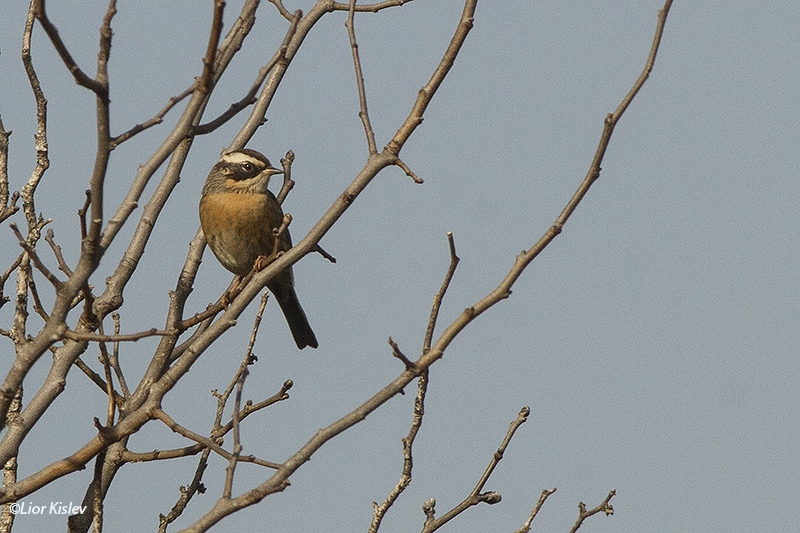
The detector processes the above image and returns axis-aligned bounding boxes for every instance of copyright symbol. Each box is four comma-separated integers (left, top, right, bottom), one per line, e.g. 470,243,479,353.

8,503,19,515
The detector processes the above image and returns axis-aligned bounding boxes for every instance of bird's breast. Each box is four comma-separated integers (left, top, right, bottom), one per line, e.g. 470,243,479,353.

199,191,285,276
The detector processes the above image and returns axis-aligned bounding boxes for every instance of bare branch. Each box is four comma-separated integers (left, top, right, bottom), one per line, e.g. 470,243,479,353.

223,368,246,499
62,328,179,343
158,449,211,533
32,0,105,94
0,117,19,224
388,337,416,371
21,1,50,230
332,0,413,12
153,409,244,465
275,151,295,205
44,229,73,276
387,0,476,155
314,244,337,263
395,157,424,184
180,301,225,332
0,388,21,533
0,254,24,312
420,407,530,532
513,488,557,533
195,13,301,136
424,232,458,352
413,0,675,379
72,357,124,407
26,273,50,322
226,5,303,149
124,445,205,463
568,489,616,533
108,312,131,397
268,0,295,21
197,0,226,92
346,0,378,154
368,371,429,533
9,222,61,289
110,87,194,149
96,323,117,427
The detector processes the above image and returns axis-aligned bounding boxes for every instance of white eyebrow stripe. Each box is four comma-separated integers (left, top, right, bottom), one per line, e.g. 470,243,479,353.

221,152,261,165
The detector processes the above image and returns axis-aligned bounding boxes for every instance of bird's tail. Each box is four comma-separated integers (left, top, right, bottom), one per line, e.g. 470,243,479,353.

269,283,318,349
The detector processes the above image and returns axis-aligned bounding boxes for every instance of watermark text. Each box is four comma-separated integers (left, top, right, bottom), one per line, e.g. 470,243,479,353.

7,501,86,516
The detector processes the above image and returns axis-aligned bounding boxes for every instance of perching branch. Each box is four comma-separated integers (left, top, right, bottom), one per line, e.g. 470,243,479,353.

0,2,675,532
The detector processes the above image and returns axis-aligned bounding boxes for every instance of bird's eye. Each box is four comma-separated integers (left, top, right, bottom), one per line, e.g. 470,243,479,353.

242,162,254,172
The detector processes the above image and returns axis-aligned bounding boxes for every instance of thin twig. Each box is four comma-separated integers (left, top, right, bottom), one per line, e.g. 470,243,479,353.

513,488,557,533
212,379,292,441
158,449,210,533
0,117,19,224
386,0,476,156
124,444,205,463
223,368,247,499
179,301,225,331
388,337,416,371
109,312,131,397
33,0,105,94
568,489,616,533
97,321,117,426
275,151,295,205
424,232,458,352
268,0,294,20
44,228,73,276
63,327,179,342
110,87,194,149
9,222,62,289
197,0,226,92
153,408,278,468
368,371,428,533
346,0,378,153
73,357,124,406
421,407,530,532
77,189,91,241
26,274,49,322
332,0,413,13
0,254,24,311
395,157,423,184
195,23,299,137
314,244,336,263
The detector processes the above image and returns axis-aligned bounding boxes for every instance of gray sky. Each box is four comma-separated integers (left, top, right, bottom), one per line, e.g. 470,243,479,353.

0,1,798,532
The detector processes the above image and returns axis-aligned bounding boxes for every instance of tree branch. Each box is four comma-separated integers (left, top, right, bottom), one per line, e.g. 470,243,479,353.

421,407,530,532
346,0,378,153
513,488,557,533
568,489,616,533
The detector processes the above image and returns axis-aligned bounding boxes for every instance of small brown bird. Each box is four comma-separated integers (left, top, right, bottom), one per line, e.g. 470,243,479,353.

199,148,318,349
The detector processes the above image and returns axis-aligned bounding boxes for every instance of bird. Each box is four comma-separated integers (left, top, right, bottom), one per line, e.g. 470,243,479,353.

199,148,318,349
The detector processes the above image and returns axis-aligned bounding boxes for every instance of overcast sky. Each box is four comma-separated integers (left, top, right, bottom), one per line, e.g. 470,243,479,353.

0,1,798,532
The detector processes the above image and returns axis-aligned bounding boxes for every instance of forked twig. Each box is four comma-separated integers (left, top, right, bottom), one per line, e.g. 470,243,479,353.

568,489,616,533
420,407,530,533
